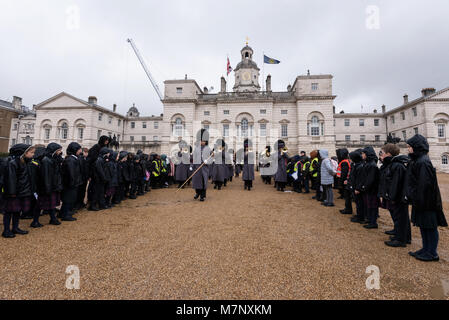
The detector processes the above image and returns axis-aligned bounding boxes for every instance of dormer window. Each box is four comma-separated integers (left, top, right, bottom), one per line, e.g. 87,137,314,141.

245,52,249,58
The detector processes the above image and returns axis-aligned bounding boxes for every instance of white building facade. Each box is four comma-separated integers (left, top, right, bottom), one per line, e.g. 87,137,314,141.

7,45,449,172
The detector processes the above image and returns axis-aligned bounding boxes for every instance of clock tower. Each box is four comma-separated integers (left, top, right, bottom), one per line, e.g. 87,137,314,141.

233,45,261,92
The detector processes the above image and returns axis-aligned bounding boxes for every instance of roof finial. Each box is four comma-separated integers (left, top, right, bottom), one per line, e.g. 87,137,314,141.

245,36,249,46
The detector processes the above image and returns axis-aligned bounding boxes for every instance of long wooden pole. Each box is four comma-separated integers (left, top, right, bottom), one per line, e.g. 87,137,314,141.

176,151,214,192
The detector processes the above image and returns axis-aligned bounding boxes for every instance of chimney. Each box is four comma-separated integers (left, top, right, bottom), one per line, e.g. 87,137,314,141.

287,84,292,92
12,96,22,111
88,96,97,105
220,77,227,93
373,109,377,113
421,88,436,97
266,75,272,92
203,87,208,94
113,104,117,112
403,94,408,105
382,104,386,113
185,74,188,80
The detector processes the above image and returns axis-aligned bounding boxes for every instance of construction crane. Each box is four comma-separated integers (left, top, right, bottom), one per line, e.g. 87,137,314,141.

127,38,163,101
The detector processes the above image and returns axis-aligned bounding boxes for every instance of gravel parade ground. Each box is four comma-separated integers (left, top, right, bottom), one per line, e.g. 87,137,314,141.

1,174,448,300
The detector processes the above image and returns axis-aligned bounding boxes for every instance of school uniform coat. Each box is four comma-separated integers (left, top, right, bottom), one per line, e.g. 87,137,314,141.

61,143,83,204
3,144,34,213
360,146,380,209
192,144,211,190
4,144,33,199
406,135,448,228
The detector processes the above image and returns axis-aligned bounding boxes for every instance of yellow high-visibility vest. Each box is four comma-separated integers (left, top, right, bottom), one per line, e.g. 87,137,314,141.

152,160,160,177
310,158,319,178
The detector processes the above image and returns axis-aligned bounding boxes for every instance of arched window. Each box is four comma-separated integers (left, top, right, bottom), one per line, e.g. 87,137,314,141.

174,118,183,137
60,122,68,140
442,154,448,165
241,118,248,137
311,116,320,136
24,135,32,145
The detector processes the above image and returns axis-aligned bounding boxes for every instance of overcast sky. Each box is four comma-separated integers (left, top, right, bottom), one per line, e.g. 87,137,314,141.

1,0,448,116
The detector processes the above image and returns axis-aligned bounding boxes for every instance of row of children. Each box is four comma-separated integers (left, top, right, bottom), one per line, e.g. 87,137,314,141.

0,136,173,239
306,134,447,262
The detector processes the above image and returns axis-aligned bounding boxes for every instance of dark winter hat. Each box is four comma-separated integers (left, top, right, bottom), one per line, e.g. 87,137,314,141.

98,135,110,146
349,149,363,163
99,147,111,158
9,144,32,158
66,142,82,156
243,139,253,148
407,134,429,155
46,143,62,156
362,146,378,162
33,146,47,160
119,151,128,160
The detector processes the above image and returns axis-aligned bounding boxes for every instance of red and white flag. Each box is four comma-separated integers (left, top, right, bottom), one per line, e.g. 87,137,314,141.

227,57,233,76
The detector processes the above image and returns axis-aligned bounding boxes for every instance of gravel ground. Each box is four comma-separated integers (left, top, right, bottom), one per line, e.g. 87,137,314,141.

1,174,449,300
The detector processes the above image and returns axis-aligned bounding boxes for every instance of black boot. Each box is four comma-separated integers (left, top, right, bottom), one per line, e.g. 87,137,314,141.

2,231,15,238
30,221,44,228
49,210,61,225
12,213,28,235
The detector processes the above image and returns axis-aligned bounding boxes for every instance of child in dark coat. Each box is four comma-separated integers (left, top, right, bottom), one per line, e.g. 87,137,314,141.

337,149,352,215
406,135,448,262
89,147,110,211
28,146,46,228
114,151,128,204
357,146,380,229
349,149,365,224
39,143,63,225
378,144,411,247
105,151,119,208
2,144,35,238
75,147,89,211
61,142,83,221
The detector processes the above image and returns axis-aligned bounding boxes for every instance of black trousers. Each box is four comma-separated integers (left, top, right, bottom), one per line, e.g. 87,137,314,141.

61,187,78,218
3,212,21,232
302,176,310,192
343,188,353,213
293,179,301,192
354,193,364,220
389,202,411,243
76,182,87,207
91,181,105,208
130,181,138,196
420,227,439,257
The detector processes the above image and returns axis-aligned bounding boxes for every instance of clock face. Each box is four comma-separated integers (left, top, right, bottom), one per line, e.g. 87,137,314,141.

242,71,251,81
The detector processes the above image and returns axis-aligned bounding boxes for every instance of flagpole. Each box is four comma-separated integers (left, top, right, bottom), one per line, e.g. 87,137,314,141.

262,51,265,92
